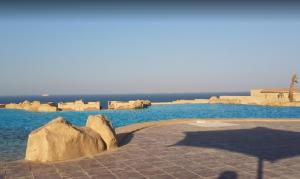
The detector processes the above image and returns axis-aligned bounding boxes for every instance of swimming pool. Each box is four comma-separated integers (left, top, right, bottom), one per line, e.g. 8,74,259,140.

1,103,300,161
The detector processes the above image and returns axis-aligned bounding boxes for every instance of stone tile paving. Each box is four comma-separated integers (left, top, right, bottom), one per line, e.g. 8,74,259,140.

1,121,300,179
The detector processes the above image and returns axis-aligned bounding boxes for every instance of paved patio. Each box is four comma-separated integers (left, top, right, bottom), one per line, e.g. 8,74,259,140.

1,119,300,179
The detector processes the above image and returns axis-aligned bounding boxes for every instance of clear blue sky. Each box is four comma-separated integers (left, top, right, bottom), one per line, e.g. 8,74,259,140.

1,9,300,95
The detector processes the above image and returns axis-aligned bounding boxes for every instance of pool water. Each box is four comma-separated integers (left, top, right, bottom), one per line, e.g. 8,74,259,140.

1,103,300,162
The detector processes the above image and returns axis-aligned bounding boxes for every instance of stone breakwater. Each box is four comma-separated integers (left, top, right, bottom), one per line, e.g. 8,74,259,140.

58,100,100,111
108,100,151,110
4,100,101,112
25,115,118,162
5,101,58,112
3,99,152,112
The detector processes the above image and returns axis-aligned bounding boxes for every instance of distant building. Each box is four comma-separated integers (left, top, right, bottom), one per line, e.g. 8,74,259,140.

251,89,300,102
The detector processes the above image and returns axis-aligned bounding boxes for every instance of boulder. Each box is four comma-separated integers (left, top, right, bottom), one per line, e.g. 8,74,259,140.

58,100,101,111
0,104,5,108
142,100,152,107
25,117,106,162
108,100,151,110
86,115,118,150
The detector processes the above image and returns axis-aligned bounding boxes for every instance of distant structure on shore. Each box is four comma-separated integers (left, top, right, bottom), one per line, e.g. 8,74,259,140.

152,88,300,106
212,88,300,106
41,93,50,97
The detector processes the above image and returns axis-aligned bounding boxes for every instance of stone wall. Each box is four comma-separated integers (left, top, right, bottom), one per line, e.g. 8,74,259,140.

250,89,300,102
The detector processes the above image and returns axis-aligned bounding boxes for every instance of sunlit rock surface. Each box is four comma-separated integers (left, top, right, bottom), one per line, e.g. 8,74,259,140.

58,100,100,111
108,100,151,110
86,115,118,150
25,115,117,162
5,101,58,112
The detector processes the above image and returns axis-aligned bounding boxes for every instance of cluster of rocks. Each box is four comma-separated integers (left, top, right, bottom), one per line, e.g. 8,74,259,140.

25,115,118,162
58,100,100,111
4,100,101,112
5,101,58,112
3,99,152,112
108,100,151,110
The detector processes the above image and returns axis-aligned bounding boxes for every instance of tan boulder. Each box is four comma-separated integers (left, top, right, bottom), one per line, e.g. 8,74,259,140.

108,100,151,110
25,117,106,162
142,100,152,107
86,115,118,150
58,100,101,111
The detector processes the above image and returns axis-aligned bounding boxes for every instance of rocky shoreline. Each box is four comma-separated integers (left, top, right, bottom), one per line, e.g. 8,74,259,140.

2,99,152,112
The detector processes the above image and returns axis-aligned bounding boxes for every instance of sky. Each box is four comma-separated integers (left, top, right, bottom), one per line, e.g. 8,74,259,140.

1,2,300,95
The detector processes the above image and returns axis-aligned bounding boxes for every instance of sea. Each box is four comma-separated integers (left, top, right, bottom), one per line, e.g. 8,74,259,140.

2,92,300,162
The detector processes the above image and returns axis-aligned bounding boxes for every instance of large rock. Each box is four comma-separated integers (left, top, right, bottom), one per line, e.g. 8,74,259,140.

108,100,151,110
86,115,118,150
5,101,58,112
25,117,106,162
58,100,101,111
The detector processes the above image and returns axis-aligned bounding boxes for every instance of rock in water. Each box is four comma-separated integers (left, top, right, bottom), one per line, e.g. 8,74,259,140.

86,115,118,150
108,100,151,110
25,117,105,162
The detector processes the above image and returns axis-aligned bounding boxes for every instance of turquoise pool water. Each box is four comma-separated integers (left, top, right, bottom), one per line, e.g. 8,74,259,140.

1,103,300,162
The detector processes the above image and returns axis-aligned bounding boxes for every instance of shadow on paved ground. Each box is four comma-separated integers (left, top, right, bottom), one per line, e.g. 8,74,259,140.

172,127,300,179
117,132,134,146
218,171,238,179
